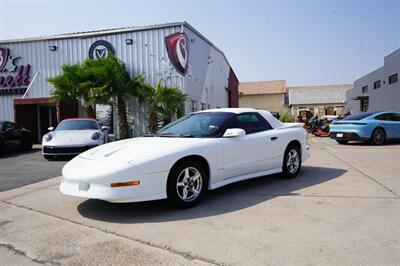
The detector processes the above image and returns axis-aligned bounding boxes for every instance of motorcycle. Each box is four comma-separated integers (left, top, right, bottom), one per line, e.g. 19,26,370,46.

312,117,331,137
303,115,318,133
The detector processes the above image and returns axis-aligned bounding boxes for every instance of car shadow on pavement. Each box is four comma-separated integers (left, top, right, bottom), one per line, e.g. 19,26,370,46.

77,165,347,223
0,148,41,159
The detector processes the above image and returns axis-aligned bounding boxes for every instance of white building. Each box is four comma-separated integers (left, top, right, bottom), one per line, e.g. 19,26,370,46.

287,84,352,117
0,22,239,142
346,49,400,114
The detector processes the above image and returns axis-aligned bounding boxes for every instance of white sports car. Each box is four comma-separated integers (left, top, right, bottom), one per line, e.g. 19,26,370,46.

42,118,107,160
60,108,310,208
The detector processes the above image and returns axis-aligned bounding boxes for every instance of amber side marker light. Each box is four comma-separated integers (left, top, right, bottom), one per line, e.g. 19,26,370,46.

111,180,140,187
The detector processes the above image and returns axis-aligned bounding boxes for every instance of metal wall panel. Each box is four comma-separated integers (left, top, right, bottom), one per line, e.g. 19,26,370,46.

0,25,182,122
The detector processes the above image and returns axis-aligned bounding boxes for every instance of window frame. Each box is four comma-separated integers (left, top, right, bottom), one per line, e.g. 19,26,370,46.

373,80,381,89
388,73,398,85
361,85,368,93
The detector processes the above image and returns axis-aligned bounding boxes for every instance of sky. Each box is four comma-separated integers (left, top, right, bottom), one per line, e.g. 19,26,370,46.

0,0,399,86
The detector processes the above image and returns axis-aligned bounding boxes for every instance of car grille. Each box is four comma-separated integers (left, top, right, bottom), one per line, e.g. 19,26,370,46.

43,145,98,154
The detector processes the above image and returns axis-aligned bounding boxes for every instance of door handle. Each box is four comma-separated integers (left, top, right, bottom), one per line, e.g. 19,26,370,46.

271,136,278,141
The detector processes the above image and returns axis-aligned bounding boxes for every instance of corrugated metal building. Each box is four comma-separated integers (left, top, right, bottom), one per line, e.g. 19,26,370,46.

0,22,239,142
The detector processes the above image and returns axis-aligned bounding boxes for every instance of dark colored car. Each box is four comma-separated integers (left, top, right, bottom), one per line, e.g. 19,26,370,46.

0,121,33,155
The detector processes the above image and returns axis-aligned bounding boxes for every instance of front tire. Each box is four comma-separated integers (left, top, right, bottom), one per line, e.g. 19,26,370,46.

167,160,207,208
370,128,386,145
282,144,301,178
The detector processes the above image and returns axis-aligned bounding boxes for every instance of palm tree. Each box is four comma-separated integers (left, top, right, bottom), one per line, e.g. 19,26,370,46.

48,63,107,118
140,80,187,133
84,55,146,139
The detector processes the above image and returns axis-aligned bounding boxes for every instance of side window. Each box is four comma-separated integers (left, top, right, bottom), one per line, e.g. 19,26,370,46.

375,114,389,121
4,122,14,130
229,112,272,134
388,113,400,122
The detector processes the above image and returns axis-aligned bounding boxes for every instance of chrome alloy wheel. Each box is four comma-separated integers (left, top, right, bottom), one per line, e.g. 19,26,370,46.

286,149,300,174
176,167,203,202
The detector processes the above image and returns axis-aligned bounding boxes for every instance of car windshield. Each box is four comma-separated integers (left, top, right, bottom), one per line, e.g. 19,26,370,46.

56,120,99,130
342,112,377,121
0,122,4,131
156,112,235,138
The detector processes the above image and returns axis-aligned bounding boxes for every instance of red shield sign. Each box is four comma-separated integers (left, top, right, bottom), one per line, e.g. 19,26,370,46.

165,32,189,76
0,48,9,72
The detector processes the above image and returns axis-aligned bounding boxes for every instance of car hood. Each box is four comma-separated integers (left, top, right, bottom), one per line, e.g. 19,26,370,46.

50,130,99,144
79,136,213,162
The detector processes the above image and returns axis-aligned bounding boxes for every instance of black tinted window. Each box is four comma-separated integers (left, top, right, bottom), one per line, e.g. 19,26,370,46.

3,122,16,130
343,112,377,121
375,114,390,121
389,113,400,122
229,113,272,134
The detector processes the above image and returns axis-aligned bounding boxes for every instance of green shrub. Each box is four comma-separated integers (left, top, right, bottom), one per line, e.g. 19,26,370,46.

279,111,295,122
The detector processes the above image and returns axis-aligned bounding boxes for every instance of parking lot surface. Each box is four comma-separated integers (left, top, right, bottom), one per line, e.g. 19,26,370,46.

0,137,399,265
0,145,67,192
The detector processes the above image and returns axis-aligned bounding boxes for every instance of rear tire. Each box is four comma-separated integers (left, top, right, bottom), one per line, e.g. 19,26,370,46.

282,144,301,178
22,138,33,151
336,139,348,145
370,128,386,145
167,160,207,208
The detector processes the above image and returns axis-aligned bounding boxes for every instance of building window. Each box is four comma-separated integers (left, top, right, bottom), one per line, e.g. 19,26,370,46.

191,100,198,112
362,85,368,93
373,80,381,89
389,73,398,84
360,98,369,112
208,104,211,109
201,103,207,110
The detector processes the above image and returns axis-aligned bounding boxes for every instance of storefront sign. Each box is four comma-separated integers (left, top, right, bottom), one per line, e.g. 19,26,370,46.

0,48,31,94
165,32,189,76
88,40,114,59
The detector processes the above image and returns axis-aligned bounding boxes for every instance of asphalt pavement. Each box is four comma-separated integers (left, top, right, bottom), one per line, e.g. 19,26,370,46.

0,137,399,265
0,145,67,192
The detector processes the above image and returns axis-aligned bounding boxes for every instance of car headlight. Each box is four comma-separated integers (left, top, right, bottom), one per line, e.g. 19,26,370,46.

43,133,53,142
91,132,101,140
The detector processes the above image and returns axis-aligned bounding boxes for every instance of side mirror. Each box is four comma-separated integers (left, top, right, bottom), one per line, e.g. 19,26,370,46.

101,126,109,131
48,127,54,131
223,128,246,138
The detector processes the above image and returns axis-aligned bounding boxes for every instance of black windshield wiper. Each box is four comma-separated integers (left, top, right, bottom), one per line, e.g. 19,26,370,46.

157,133,180,137
157,133,196,138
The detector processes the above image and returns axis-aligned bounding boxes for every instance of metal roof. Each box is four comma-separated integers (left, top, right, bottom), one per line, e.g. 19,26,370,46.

0,21,235,73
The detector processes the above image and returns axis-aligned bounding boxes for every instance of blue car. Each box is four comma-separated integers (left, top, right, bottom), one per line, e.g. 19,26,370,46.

330,111,400,145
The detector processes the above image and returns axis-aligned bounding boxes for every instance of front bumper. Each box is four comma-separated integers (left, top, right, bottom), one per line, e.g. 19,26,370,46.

43,145,98,155
60,156,169,203
60,178,165,203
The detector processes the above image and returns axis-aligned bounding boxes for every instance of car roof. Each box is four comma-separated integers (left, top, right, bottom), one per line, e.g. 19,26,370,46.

194,108,259,114
63,118,97,121
193,108,283,128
